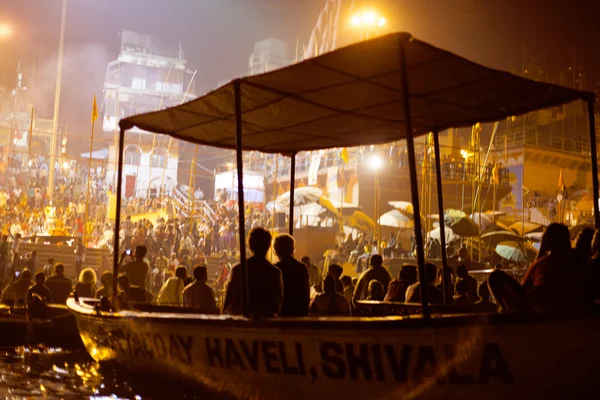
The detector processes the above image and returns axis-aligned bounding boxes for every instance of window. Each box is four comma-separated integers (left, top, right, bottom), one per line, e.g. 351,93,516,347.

124,146,142,166
150,147,169,168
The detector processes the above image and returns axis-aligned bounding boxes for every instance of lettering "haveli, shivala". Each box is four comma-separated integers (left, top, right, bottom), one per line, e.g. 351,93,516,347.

204,338,514,384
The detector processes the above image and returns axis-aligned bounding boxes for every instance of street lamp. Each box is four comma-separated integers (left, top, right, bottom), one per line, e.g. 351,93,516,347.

349,10,387,40
0,23,12,38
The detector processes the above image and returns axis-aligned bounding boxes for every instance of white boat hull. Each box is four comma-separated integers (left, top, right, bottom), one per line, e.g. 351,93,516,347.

67,298,600,399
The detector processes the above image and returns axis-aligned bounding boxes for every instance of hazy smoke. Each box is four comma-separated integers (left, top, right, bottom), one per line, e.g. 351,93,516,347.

32,43,112,146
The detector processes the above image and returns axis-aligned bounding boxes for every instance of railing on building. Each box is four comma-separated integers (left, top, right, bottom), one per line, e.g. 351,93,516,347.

499,131,593,156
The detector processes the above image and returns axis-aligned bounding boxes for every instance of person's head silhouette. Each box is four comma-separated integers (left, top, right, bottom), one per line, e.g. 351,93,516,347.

248,227,272,258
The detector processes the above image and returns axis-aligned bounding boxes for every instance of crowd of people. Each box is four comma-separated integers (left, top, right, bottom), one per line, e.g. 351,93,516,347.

2,220,600,319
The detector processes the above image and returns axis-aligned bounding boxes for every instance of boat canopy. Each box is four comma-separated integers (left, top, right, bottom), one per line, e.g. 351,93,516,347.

119,32,594,154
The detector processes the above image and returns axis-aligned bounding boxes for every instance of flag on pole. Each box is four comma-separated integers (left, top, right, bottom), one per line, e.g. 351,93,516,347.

558,169,565,192
91,95,98,123
340,147,349,164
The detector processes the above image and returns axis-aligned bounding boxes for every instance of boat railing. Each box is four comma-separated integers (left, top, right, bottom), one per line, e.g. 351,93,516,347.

354,300,474,317
469,268,526,284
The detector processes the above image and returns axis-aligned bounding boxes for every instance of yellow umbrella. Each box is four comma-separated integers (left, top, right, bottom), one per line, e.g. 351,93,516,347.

317,196,341,218
345,210,375,231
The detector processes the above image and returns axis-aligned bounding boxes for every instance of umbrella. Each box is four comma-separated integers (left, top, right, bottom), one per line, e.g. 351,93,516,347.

266,201,286,213
428,226,461,244
378,209,413,229
316,196,341,218
443,209,480,237
485,210,507,217
345,210,375,231
509,221,545,236
495,241,538,263
481,231,524,247
482,221,513,233
276,186,322,206
388,201,415,218
524,232,543,242
470,212,493,231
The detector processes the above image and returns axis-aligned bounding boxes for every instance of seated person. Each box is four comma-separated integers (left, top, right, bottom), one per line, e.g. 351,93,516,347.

45,264,73,304
366,280,385,301
117,274,152,307
96,272,114,300
473,281,497,313
75,268,97,298
309,276,350,316
453,279,472,307
1,269,33,305
27,271,52,304
405,263,444,304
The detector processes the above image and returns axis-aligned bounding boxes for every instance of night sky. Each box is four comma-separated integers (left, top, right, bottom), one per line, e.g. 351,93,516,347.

1,0,599,138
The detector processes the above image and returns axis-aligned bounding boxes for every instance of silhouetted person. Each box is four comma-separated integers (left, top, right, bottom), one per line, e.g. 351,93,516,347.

326,264,344,294
488,223,577,312
453,279,472,306
473,281,497,313
1,269,32,305
45,263,73,304
224,228,283,317
456,264,478,302
183,266,217,313
366,280,385,301
302,256,321,288
274,234,310,317
75,268,97,298
405,263,444,304
119,245,150,289
118,274,152,306
309,275,350,316
340,275,354,304
157,266,186,306
96,271,114,300
384,278,404,302
183,266,219,314
27,272,51,304
585,229,600,302
352,255,392,307
396,264,418,302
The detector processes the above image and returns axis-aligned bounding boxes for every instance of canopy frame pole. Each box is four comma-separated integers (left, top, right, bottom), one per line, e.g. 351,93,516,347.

398,37,430,318
432,130,449,305
587,100,600,229
234,80,249,316
111,127,126,309
289,152,297,235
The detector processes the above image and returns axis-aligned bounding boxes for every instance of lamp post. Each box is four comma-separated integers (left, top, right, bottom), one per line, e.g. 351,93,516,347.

369,154,383,248
350,10,386,41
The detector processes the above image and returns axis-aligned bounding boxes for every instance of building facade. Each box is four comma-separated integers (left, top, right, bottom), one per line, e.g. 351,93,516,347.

248,38,292,75
102,30,196,198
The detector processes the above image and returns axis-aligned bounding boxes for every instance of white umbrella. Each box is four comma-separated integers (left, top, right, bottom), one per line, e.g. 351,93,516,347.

379,209,413,229
470,212,493,231
276,186,322,206
428,226,460,244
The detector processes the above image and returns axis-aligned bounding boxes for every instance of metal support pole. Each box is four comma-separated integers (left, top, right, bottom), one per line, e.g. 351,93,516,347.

48,0,67,202
289,152,297,235
111,127,125,308
587,100,600,229
234,80,249,316
432,131,449,304
398,37,430,317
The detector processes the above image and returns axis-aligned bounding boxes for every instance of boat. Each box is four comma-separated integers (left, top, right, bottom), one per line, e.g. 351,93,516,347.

0,304,84,349
68,32,600,399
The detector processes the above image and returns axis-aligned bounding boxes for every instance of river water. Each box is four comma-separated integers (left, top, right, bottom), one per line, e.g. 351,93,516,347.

0,347,224,399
